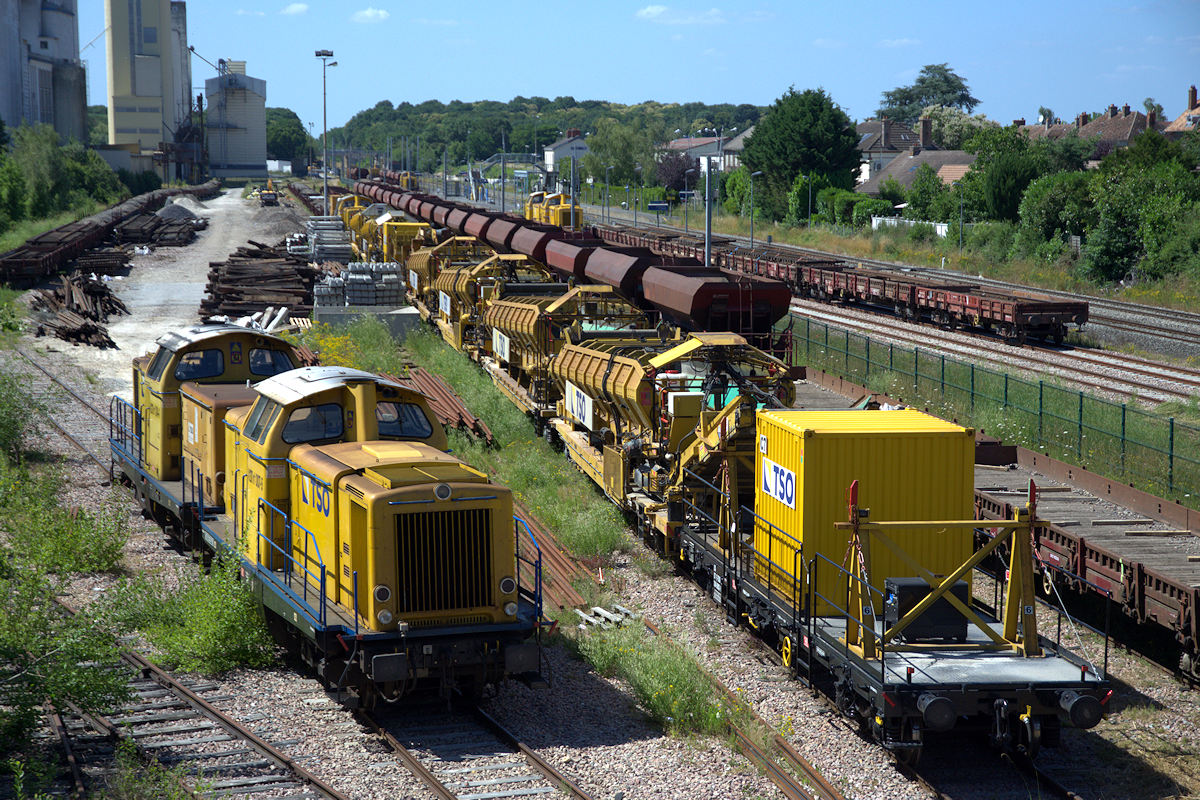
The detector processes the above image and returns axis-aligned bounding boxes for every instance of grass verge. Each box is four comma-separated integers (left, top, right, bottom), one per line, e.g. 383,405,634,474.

100,557,277,675
0,202,103,256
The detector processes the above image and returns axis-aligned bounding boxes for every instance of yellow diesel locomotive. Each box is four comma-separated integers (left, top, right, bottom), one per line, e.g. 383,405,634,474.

111,323,542,701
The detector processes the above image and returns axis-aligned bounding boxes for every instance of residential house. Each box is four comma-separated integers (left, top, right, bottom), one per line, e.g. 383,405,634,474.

856,117,923,181
1164,85,1200,138
543,128,589,177
721,126,753,171
856,145,976,196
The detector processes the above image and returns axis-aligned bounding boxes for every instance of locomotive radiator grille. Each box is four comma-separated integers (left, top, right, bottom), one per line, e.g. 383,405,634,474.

395,508,494,613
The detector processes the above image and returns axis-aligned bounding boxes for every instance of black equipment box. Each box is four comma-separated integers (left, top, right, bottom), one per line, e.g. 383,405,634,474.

883,577,969,642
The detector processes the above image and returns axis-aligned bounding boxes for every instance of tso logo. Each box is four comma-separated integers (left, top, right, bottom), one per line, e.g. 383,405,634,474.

761,456,795,509
300,475,331,517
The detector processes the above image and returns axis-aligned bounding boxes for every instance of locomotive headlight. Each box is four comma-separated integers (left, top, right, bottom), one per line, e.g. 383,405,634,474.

499,576,517,595
434,483,452,500
503,602,518,617
377,609,394,625
373,584,391,603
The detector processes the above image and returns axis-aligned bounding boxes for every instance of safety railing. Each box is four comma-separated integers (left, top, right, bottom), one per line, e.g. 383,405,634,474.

973,539,1111,680
513,515,544,626
255,498,328,629
810,551,889,688
779,314,1200,504
108,395,143,465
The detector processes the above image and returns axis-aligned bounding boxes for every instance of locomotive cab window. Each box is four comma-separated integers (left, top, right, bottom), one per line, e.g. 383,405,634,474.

249,348,297,376
174,348,224,381
282,403,344,444
377,401,434,439
146,346,172,380
244,398,282,444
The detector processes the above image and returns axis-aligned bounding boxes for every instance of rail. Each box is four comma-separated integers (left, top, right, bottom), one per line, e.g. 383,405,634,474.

779,314,1200,504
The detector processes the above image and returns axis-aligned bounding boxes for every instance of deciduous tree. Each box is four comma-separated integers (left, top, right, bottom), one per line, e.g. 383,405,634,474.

741,87,858,221
877,64,980,126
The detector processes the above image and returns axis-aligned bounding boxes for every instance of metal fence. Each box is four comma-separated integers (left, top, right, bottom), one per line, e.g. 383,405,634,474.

781,315,1200,505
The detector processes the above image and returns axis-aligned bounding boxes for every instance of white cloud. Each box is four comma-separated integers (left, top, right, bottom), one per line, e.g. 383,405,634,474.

635,5,725,24
812,38,845,49
351,7,390,22
279,2,306,14
236,8,265,15
879,37,920,48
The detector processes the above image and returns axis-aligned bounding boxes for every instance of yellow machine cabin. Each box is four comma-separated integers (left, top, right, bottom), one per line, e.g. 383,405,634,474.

431,254,550,353
541,193,584,230
524,191,547,222
223,366,446,566
548,331,794,543
406,235,494,317
482,286,651,414
133,324,302,481
286,440,519,633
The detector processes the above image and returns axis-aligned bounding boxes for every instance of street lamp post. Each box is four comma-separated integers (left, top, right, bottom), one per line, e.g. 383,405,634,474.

807,174,813,228
953,181,963,254
605,165,612,224
633,164,642,228
749,170,763,249
315,50,336,215
684,167,696,234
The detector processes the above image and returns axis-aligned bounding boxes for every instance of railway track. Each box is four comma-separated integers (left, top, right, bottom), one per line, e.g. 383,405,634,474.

591,207,1200,358
360,703,593,800
789,299,1197,405
54,607,347,799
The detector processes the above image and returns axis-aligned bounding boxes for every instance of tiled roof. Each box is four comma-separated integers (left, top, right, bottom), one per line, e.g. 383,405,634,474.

1165,105,1200,134
665,137,719,151
1022,123,1076,141
856,119,919,153
1079,109,1150,144
546,135,585,151
723,126,754,152
937,164,971,184
856,149,976,194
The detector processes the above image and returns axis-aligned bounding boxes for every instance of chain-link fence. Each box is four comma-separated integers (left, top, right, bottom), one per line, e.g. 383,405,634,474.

780,316,1200,506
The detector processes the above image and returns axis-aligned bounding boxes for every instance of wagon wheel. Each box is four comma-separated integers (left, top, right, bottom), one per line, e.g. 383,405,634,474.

1041,567,1056,597
780,635,794,670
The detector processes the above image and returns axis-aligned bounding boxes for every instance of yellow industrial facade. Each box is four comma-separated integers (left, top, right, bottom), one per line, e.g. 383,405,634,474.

105,0,186,153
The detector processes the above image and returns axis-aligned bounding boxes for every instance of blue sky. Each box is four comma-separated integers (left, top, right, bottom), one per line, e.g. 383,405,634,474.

78,1,1200,133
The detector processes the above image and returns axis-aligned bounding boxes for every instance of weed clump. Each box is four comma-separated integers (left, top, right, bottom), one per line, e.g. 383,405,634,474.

102,557,277,674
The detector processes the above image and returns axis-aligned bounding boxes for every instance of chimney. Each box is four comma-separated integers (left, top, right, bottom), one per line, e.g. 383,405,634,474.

1109,104,1118,118
1078,111,1090,127
1013,118,1026,127
1122,104,1131,117
881,117,891,147
1190,85,1198,110
919,116,931,148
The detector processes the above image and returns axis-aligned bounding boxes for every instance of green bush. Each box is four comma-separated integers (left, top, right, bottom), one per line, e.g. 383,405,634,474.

102,557,277,674
852,197,895,228
906,222,939,244
815,186,841,224
832,190,861,224
0,371,38,461
575,624,725,735
1,480,129,574
967,221,1018,263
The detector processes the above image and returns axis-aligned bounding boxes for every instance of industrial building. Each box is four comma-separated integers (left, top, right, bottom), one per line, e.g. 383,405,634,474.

104,0,193,178
205,60,267,178
0,0,87,143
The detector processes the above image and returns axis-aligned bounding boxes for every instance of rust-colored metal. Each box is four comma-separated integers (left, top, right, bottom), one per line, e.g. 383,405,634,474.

46,706,86,799
383,367,495,445
514,498,587,611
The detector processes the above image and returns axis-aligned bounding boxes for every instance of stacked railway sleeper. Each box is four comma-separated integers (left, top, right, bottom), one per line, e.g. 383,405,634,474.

317,181,1115,765
0,179,220,285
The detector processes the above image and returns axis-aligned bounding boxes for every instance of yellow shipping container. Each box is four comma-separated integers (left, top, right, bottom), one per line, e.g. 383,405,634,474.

753,409,974,617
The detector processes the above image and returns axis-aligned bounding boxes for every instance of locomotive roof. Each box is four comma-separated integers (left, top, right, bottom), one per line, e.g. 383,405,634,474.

254,366,406,406
155,323,291,353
